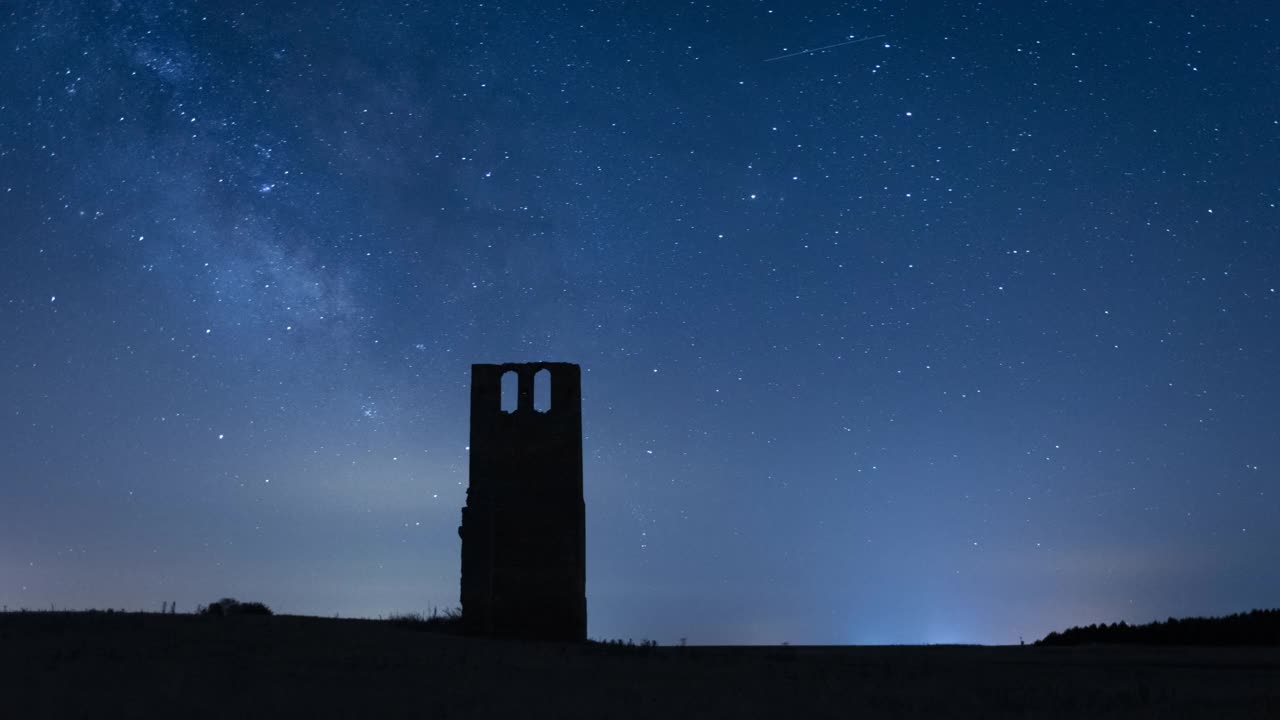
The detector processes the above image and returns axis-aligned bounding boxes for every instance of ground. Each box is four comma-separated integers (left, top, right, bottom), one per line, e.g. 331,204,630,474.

2,612,1278,718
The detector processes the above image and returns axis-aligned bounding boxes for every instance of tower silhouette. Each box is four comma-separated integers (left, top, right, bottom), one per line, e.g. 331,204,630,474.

459,362,587,640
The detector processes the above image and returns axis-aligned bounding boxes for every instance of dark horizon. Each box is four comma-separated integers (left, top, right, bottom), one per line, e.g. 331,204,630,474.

2,2,1277,646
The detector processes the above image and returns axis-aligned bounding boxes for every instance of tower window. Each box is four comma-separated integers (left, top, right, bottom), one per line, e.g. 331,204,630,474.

500,370,518,413
533,368,552,412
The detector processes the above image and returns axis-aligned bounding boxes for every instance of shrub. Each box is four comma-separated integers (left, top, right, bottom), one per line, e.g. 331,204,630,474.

387,607,464,634
590,638,659,653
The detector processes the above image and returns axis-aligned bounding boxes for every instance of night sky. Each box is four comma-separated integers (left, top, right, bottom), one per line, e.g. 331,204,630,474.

2,1,1277,645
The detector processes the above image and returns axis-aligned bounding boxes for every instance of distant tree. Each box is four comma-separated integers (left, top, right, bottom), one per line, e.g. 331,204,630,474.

200,597,237,616
200,597,273,617
236,601,273,616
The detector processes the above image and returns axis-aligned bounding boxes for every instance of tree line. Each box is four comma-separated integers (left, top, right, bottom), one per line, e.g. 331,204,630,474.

1036,608,1280,646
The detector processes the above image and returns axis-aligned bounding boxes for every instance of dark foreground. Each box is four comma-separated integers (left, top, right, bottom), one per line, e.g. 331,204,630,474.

2,613,1278,718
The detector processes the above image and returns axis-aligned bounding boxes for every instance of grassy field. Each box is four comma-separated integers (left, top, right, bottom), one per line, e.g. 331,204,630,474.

2,612,1278,718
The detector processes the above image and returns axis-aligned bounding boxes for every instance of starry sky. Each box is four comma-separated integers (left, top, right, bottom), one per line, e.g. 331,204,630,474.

2,1,1277,645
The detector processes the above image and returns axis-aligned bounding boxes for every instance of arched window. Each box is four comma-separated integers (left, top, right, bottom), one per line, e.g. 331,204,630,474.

533,368,552,412
500,370,518,413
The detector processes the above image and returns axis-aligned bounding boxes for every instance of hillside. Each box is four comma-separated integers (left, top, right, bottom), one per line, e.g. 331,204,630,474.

3,612,1279,718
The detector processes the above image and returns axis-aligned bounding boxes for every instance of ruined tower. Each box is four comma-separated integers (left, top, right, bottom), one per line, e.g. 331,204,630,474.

459,362,586,640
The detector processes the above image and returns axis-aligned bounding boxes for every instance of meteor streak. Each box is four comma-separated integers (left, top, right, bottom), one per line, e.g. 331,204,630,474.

764,33,887,63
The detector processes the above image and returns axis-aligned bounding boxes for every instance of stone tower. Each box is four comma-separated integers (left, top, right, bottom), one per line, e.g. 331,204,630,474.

459,362,586,640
